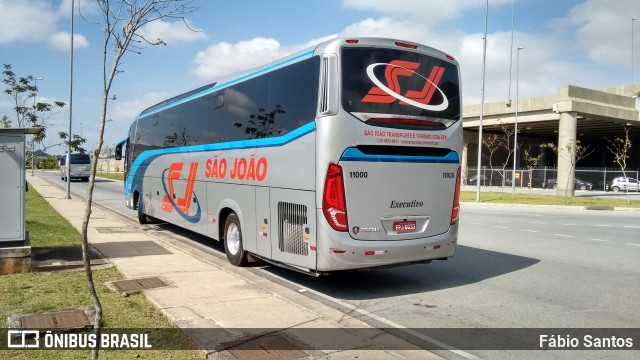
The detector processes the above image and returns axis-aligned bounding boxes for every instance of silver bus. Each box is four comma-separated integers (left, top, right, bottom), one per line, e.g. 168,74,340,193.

60,153,91,182
115,37,462,275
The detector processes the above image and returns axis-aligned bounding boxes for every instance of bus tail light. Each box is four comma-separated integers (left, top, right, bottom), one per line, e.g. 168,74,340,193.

395,42,418,49
323,163,348,231
451,167,461,225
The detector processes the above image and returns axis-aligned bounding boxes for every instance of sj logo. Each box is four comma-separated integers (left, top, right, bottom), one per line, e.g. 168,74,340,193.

361,60,449,111
161,162,201,223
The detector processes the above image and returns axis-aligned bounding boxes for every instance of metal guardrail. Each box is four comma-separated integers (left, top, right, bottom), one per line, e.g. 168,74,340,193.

463,167,640,192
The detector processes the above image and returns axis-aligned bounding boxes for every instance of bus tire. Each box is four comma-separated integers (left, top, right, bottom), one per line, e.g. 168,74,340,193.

137,197,149,225
224,213,248,266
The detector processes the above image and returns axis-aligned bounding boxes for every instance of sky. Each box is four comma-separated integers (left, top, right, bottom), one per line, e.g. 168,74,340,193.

0,0,638,155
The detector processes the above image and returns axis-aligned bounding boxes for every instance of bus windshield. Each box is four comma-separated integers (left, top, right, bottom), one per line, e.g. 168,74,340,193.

341,47,460,130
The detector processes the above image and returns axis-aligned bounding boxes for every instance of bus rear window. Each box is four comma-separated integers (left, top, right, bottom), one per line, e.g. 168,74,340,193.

341,47,460,130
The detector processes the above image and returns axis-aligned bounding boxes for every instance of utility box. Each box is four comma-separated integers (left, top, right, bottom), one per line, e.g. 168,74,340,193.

0,128,42,274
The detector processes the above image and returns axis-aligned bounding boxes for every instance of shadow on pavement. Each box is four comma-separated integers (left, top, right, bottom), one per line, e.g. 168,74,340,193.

263,245,540,300
142,222,540,300
31,245,110,271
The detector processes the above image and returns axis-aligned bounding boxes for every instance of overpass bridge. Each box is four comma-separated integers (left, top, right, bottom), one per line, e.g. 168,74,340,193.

462,84,640,195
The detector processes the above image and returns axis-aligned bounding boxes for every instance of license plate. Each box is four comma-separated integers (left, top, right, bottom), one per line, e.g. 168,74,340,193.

393,221,416,233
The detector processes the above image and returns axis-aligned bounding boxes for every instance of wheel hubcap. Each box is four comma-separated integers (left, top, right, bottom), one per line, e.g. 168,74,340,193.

227,223,240,256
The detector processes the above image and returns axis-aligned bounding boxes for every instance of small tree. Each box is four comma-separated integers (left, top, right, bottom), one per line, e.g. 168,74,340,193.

81,2,201,358
542,140,593,202
496,121,517,198
2,64,85,153
482,133,504,190
102,145,114,173
606,126,632,204
58,132,87,154
523,146,543,192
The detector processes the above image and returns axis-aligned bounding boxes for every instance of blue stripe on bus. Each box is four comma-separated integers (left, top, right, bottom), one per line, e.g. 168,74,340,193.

340,148,459,163
125,121,317,192
139,50,316,119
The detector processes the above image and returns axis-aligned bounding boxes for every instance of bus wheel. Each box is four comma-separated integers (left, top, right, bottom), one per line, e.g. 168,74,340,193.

137,197,149,225
224,213,248,266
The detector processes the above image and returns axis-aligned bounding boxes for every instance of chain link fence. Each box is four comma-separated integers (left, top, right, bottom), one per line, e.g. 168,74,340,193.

463,167,640,192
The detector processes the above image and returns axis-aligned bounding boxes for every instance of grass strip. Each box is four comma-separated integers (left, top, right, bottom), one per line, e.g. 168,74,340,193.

26,186,82,248
461,191,640,208
96,172,124,181
0,184,203,358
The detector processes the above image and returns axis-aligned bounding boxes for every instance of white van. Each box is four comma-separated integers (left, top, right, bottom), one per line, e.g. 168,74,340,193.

60,153,91,182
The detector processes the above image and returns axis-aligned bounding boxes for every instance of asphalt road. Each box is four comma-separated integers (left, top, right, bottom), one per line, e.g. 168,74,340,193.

35,171,640,359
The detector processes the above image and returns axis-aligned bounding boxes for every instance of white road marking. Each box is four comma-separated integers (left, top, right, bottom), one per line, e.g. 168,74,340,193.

626,243,640,247
623,225,640,229
258,269,481,359
591,239,609,242
493,226,509,229
553,234,572,238
595,225,612,227
496,220,513,223
523,229,538,233
562,224,577,226
528,221,546,224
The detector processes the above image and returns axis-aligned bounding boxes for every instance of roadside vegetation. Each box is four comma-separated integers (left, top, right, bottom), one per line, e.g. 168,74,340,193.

461,191,640,208
96,172,124,181
0,185,202,359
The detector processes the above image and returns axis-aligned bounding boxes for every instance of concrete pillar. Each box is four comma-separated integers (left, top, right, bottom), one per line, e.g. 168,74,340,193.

556,111,577,196
461,143,468,185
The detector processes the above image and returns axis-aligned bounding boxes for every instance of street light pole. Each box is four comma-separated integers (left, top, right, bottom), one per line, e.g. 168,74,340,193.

66,0,74,199
633,18,637,84
31,77,43,176
507,0,516,105
476,0,489,202
512,47,523,193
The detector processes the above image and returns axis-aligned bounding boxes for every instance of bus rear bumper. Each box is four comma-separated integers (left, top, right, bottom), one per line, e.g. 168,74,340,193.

315,222,458,272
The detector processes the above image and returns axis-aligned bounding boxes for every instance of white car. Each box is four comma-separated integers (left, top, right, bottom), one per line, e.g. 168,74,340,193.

610,177,639,192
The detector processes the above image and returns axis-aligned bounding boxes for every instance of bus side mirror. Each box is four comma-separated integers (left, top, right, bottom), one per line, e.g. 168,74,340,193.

115,141,124,160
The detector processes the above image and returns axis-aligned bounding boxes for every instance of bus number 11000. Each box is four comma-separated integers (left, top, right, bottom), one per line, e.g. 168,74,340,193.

349,171,368,179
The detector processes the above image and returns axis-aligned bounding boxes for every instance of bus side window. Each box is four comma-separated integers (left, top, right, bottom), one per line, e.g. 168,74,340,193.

212,93,224,110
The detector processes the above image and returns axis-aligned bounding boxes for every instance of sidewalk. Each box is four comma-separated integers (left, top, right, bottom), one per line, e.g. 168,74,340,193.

28,175,440,359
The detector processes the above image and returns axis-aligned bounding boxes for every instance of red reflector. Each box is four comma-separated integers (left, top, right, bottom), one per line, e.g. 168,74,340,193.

395,42,417,49
346,39,359,44
323,164,348,232
364,251,375,256
451,167,461,224
371,118,442,127
446,54,455,61
310,246,317,251
332,249,347,254
433,244,441,249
